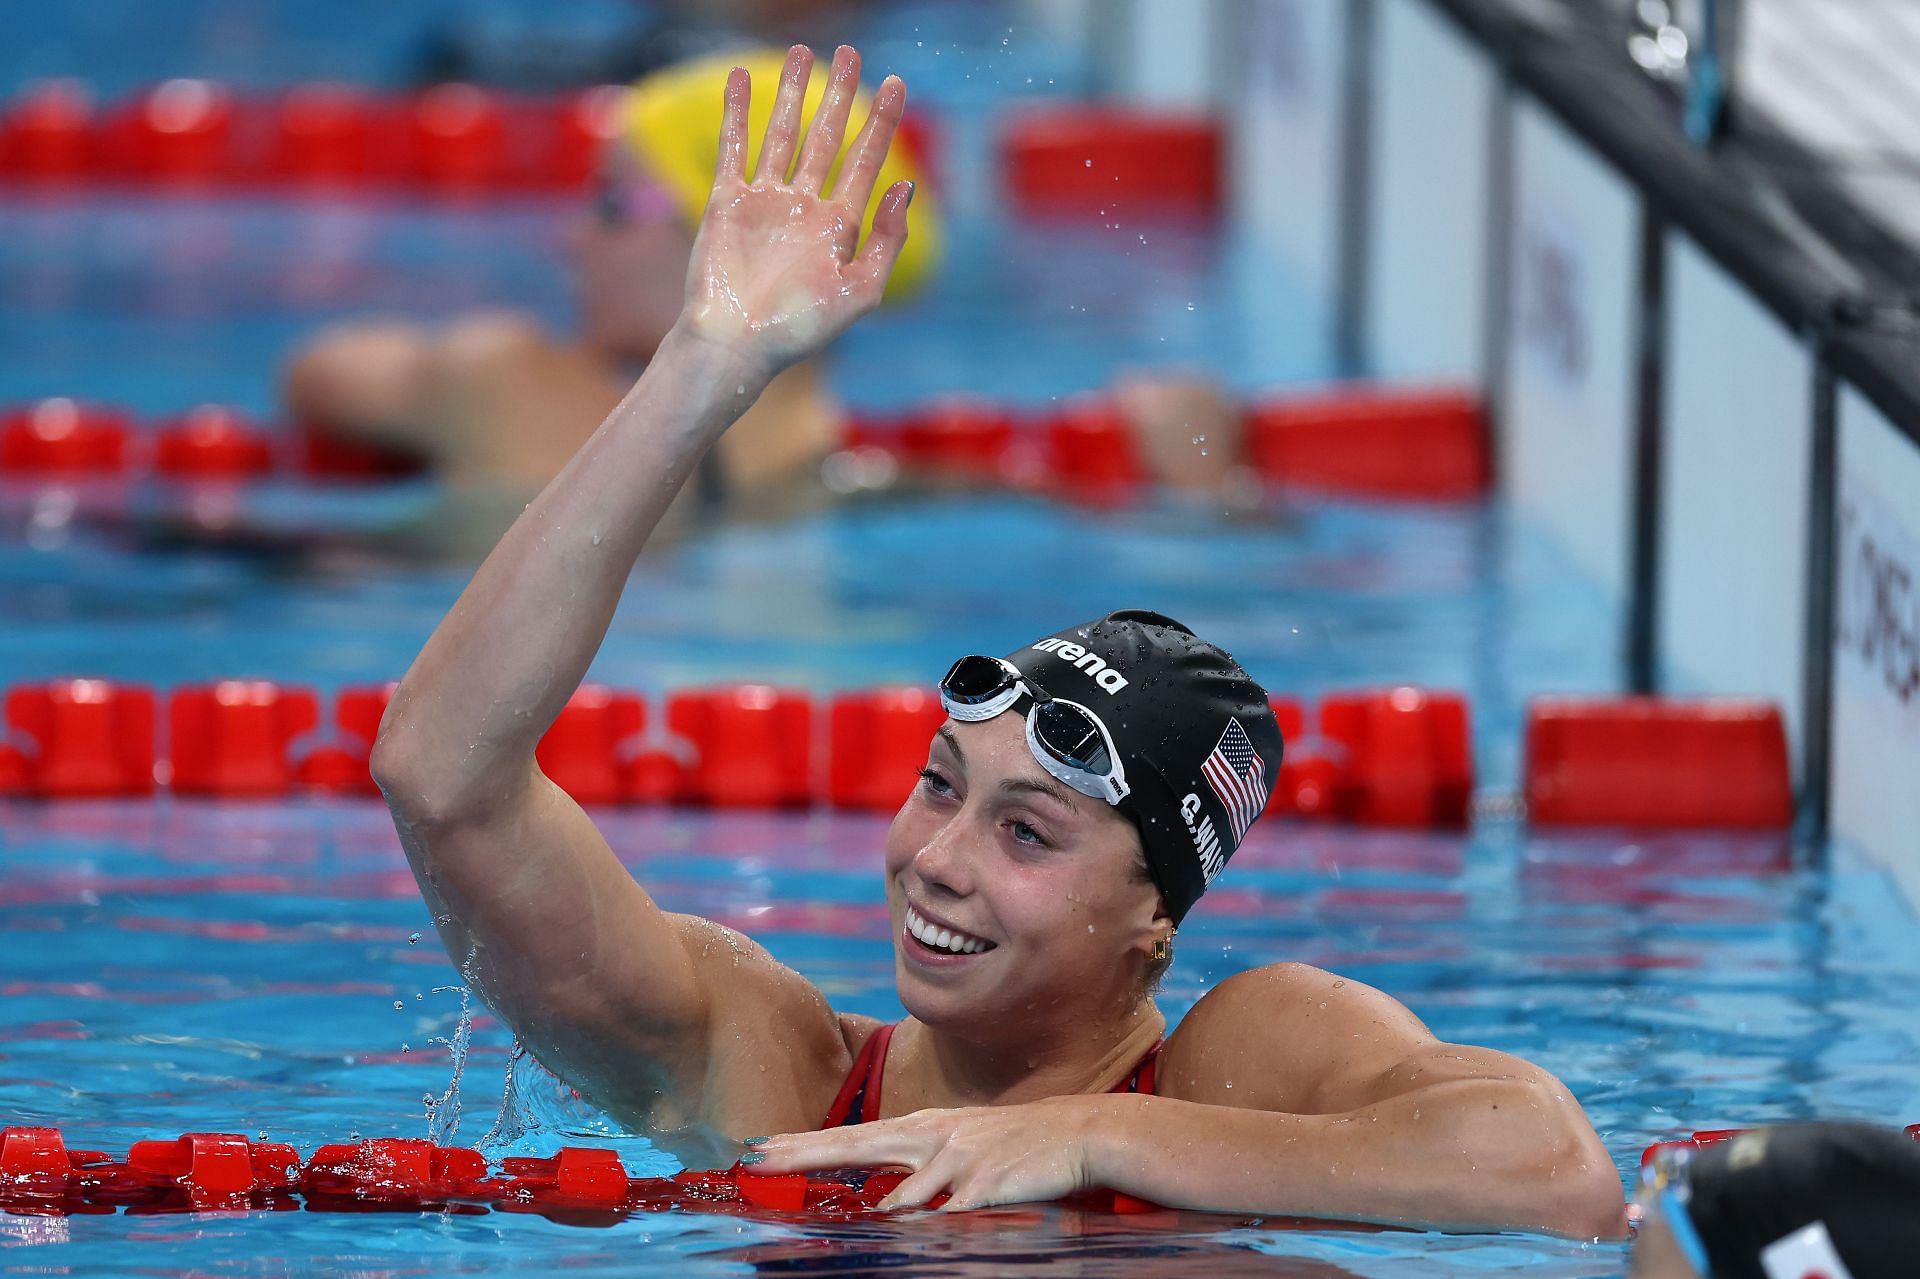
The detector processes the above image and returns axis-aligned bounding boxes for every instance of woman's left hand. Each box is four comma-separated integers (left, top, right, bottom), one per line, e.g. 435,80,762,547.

743,1095,1118,1211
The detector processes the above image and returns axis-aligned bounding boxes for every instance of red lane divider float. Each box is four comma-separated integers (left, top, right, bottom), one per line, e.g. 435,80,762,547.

537,685,646,807
1524,697,1793,828
1245,387,1489,502
829,687,948,812
168,682,321,797
0,399,132,476
1266,689,1473,828
1001,107,1223,220
1,1126,1169,1223
2,680,156,798
0,676,1481,830
1042,397,1149,505
1,78,627,194
153,405,276,479
3,384,1491,501
0,80,97,181
665,686,814,808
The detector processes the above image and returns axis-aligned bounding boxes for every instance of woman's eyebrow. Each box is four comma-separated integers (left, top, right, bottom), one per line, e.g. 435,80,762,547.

999,776,1077,810
935,725,1076,811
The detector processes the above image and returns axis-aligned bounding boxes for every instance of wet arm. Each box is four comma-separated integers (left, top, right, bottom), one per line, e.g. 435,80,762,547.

370,46,914,1136
1088,1057,1628,1238
371,327,761,822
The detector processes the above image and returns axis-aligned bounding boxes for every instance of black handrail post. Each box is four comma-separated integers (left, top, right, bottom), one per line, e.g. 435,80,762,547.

1334,0,1377,378
1626,211,1668,694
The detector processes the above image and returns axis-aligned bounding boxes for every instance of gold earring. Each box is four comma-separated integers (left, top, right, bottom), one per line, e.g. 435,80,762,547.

1150,931,1175,965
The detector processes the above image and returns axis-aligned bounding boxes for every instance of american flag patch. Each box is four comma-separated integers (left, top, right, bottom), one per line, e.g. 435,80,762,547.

1201,718,1266,843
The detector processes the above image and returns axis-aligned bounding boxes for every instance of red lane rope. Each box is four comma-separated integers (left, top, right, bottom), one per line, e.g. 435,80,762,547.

0,387,1491,500
0,677,1800,830
0,678,1481,830
0,1126,1157,1223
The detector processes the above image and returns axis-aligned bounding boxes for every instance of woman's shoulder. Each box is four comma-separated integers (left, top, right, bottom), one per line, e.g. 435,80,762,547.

1158,963,1432,1112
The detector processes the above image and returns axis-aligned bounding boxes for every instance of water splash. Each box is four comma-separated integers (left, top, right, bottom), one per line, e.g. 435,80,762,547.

477,1039,536,1154
421,981,475,1145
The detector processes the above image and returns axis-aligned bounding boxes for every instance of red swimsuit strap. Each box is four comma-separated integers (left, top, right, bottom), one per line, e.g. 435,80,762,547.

821,1023,894,1128
822,1026,1159,1128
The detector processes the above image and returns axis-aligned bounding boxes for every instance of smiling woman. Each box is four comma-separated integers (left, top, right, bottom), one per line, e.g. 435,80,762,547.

368,41,1627,1240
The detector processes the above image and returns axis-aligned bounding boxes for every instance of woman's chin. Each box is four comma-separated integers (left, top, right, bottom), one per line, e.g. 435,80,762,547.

895,960,990,1028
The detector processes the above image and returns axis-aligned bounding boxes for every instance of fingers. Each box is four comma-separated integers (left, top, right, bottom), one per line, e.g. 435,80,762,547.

793,45,861,194
752,45,814,184
847,179,915,293
877,1148,959,1212
833,74,906,212
714,66,750,184
745,1123,914,1174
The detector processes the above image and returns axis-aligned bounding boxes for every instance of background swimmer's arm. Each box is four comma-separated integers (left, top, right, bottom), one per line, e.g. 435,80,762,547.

282,311,579,478
282,319,444,456
372,46,914,1145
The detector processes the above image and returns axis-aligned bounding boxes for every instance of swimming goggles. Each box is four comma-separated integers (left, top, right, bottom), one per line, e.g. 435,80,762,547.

938,655,1131,806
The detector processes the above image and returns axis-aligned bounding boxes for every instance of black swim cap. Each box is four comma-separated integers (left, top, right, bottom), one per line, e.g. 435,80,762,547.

1001,609,1282,924
1685,1122,1920,1279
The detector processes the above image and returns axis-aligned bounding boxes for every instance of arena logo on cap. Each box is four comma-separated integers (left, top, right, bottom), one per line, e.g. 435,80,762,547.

1028,637,1130,694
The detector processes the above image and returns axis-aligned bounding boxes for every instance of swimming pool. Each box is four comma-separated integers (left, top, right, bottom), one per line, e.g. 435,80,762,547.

6,7,1920,1277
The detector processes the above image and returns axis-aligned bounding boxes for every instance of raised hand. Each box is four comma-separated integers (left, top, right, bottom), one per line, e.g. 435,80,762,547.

679,45,914,380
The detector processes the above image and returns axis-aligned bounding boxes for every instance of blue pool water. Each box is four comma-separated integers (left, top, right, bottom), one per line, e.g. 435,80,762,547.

5,5,1920,1276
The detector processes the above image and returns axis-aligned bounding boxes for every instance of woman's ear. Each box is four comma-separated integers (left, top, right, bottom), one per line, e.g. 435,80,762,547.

1132,868,1175,956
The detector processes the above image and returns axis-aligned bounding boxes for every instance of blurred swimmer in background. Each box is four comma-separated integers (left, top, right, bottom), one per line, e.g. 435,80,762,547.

283,49,1249,559
284,48,935,554
1631,1122,1920,1279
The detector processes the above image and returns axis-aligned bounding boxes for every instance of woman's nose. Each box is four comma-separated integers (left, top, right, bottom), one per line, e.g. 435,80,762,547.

910,812,977,897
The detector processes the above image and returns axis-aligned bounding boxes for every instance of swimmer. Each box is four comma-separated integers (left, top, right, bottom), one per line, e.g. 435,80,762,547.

283,48,1251,558
371,45,1623,1236
1632,1123,1920,1278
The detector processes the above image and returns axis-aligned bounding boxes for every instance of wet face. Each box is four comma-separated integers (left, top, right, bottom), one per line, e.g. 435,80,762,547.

882,714,1167,1034
565,152,695,363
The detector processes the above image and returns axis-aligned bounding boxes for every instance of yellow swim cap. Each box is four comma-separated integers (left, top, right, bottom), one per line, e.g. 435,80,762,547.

620,49,940,303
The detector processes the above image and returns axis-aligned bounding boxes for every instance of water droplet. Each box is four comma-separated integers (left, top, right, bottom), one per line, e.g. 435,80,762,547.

394,1000,405,1010
408,932,421,945
1084,159,1092,167
1185,302,1196,311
